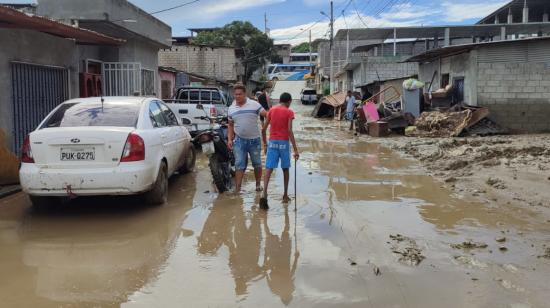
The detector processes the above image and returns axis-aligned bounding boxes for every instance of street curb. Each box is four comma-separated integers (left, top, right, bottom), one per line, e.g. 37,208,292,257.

0,185,22,199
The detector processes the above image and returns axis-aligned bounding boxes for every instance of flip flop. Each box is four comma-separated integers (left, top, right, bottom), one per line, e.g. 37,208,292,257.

256,186,263,192
259,197,269,210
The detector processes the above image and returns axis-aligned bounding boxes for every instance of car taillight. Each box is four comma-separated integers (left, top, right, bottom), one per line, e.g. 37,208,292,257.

210,106,218,117
120,133,145,162
21,135,34,163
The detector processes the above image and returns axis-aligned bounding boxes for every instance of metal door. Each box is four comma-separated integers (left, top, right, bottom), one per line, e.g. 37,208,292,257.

11,62,69,154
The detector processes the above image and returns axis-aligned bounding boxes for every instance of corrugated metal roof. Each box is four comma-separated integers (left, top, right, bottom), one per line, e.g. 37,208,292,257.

335,23,550,41
0,5,125,45
320,92,346,108
404,36,550,63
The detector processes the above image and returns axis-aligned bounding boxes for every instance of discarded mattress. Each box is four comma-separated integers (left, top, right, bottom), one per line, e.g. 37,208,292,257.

312,92,346,119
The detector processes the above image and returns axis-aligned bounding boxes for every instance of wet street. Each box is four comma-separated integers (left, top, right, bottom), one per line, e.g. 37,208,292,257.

1,103,550,308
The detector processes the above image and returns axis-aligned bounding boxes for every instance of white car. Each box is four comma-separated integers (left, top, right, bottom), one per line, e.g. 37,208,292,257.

19,97,196,208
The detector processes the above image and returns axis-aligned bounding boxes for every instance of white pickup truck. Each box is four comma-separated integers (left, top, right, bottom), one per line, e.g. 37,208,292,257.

164,86,231,136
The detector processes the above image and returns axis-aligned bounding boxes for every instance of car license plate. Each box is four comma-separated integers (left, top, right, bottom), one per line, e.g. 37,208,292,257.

60,147,95,161
202,141,215,155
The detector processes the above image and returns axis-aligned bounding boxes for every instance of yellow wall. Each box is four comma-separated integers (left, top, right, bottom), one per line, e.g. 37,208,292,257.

0,129,19,185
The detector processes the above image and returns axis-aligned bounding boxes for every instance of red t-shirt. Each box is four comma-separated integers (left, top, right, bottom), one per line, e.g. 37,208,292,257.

267,105,295,140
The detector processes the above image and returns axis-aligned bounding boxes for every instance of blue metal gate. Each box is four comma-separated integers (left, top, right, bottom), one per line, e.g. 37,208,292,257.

11,62,69,154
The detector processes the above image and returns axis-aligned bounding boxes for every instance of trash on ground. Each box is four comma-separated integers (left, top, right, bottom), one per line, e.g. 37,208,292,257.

389,234,425,266
373,266,381,276
451,240,488,250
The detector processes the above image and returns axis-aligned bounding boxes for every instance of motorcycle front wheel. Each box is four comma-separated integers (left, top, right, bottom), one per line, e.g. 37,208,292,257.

209,155,232,193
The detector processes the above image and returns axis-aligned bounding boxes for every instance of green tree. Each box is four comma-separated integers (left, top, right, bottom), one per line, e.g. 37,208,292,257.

194,21,274,81
292,42,312,53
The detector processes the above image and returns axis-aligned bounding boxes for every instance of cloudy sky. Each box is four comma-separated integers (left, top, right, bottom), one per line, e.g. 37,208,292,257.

8,0,509,45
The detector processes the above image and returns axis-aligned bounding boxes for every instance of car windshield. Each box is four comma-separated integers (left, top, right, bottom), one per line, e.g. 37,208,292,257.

303,90,316,95
42,102,140,128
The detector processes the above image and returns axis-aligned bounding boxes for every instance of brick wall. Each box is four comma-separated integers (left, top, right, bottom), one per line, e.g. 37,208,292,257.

477,62,550,132
158,45,238,81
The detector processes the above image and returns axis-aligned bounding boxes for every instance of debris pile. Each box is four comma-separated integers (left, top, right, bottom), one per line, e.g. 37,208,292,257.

451,240,488,250
408,110,472,137
388,234,425,266
312,92,346,119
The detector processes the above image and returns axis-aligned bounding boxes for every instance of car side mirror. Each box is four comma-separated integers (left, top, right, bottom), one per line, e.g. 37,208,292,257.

196,104,204,110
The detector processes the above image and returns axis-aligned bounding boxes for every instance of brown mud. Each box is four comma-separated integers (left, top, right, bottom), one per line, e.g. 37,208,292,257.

375,135,550,210
0,104,549,307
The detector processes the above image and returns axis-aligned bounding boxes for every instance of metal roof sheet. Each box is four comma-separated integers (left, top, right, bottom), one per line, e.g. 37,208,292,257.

335,23,550,41
404,36,550,63
0,5,125,45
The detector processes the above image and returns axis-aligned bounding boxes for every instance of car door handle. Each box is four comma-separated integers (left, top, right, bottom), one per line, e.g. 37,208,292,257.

161,134,167,138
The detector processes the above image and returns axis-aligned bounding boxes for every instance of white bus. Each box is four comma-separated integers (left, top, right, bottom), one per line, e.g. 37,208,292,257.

267,63,314,81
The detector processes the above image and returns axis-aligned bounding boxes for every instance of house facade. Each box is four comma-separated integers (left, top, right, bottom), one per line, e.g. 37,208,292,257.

159,43,241,83
408,37,550,132
0,0,171,179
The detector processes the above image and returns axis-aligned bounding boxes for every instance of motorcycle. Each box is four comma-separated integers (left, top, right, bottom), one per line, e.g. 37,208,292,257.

192,106,234,193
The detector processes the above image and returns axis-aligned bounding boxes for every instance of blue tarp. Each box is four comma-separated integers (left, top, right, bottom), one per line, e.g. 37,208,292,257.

286,70,308,81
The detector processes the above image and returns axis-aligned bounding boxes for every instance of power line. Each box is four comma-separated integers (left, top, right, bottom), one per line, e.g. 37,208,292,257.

279,16,327,43
351,0,369,28
149,0,201,15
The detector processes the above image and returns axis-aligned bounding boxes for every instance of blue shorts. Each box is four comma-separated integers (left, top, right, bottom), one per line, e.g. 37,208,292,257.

234,137,262,171
265,140,291,169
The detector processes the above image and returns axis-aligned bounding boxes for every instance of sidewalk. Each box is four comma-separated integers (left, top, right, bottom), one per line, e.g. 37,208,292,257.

0,185,21,199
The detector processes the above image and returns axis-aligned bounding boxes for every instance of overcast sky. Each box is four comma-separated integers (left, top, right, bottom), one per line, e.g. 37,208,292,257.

6,0,509,45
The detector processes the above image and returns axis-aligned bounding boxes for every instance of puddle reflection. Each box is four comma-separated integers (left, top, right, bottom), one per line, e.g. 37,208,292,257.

197,196,299,304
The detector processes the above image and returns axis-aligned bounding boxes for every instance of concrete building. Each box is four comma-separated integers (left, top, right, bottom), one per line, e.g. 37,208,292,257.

478,0,550,25
274,44,291,64
158,67,178,99
407,37,550,133
36,0,172,96
159,41,241,83
0,5,125,181
1,0,171,160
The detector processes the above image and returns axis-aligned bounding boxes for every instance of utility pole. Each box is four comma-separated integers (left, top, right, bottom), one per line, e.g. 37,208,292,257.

329,0,334,94
309,29,312,69
264,12,268,35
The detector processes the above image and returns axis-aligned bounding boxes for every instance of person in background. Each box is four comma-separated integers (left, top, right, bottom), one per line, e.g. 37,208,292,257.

260,92,299,210
345,90,356,122
258,87,271,125
228,83,267,193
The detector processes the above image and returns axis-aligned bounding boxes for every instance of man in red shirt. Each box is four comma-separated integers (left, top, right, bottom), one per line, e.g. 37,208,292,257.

260,92,299,210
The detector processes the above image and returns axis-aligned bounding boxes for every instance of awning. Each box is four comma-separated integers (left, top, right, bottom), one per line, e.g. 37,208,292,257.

0,5,125,45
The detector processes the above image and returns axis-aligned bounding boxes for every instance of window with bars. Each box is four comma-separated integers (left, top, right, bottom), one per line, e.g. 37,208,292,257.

141,69,155,96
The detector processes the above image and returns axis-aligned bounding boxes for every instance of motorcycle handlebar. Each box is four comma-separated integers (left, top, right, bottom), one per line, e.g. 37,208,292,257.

194,115,229,122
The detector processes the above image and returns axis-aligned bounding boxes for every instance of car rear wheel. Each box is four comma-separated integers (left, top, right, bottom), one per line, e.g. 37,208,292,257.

179,146,196,174
145,162,168,205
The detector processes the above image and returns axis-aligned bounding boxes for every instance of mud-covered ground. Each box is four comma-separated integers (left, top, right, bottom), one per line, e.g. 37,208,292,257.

375,135,550,209
1,104,550,307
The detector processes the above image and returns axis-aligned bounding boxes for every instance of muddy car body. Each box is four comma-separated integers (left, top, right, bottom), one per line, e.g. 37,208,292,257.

19,97,195,207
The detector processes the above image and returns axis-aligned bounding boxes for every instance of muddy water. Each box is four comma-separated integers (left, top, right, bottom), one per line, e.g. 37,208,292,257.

1,104,549,307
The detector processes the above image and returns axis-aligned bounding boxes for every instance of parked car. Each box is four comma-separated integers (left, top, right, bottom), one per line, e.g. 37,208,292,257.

19,97,196,208
164,86,231,136
301,88,318,105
